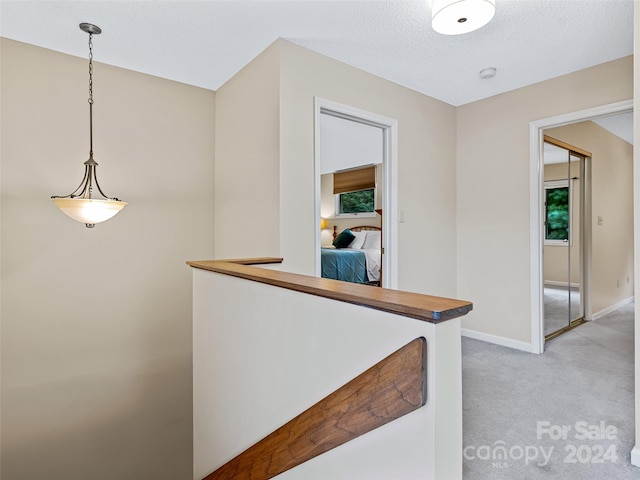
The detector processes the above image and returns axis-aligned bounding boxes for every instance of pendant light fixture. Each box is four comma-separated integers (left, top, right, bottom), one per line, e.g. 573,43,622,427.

431,0,496,35
52,23,127,228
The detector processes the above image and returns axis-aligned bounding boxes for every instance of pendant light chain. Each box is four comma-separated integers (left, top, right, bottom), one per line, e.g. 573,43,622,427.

88,32,94,158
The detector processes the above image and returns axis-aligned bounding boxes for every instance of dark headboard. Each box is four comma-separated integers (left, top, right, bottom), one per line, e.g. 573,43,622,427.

332,225,381,241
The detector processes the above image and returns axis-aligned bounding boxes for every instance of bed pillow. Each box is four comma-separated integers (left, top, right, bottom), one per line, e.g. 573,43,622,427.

362,230,381,249
333,229,356,248
348,231,367,249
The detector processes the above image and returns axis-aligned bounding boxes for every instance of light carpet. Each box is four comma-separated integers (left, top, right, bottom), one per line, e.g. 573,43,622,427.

463,302,636,479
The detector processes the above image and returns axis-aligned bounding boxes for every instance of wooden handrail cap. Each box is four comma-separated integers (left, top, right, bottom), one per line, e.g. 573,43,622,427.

187,258,472,323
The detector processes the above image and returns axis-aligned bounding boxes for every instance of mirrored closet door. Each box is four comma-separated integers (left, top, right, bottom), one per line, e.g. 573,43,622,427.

543,140,586,339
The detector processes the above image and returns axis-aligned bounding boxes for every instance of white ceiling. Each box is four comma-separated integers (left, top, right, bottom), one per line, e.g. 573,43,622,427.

544,142,574,165
593,112,634,145
544,111,635,165
0,0,634,107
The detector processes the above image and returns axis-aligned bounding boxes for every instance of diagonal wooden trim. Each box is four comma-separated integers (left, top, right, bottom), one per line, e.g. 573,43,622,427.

203,337,427,480
544,135,591,157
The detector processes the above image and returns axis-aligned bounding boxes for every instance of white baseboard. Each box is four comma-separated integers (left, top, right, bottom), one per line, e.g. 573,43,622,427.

631,446,640,467
592,296,634,320
463,296,635,352
461,328,532,353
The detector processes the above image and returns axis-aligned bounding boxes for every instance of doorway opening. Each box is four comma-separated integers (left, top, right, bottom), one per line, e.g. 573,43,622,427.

530,100,633,354
313,98,398,289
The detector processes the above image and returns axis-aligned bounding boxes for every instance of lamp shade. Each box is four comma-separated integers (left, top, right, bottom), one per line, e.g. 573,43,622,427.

432,0,496,35
52,198,127,226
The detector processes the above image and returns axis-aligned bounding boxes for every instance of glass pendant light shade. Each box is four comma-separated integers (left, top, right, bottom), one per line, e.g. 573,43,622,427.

53,198,127,226
52,156,127,228
52,23,126,228
432,0,496,35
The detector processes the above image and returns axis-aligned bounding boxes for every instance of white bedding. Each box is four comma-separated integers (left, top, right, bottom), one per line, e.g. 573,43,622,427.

362,248,381,282
338,229,382,282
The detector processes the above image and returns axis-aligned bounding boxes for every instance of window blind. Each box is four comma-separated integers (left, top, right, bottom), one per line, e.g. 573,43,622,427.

333,166,376,195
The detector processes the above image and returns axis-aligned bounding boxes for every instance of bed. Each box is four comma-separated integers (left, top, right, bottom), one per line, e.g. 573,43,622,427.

321,226,382,286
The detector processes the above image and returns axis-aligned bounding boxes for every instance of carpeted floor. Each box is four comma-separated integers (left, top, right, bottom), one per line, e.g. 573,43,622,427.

463,302,637,479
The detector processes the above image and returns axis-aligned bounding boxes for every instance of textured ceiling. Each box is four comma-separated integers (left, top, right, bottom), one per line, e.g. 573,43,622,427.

0,0,633,107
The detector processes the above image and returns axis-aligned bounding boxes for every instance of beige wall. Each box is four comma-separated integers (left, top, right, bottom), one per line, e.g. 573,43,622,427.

543,160,582,286
457,56,633,345
278,40,458,296
214,41,280,259
546,121,634,315
1,39,215,479
214,39,458,296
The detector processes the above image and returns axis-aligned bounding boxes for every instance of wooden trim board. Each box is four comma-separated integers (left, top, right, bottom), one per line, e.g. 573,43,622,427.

544,134,592,157
187,259,472,323
202,337,427,480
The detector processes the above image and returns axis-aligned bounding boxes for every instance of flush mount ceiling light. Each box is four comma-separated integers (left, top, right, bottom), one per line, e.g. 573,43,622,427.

431,0,496,35
51,23,127,228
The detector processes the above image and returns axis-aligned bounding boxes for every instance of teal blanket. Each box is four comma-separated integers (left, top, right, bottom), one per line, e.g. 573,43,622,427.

321,248,368,283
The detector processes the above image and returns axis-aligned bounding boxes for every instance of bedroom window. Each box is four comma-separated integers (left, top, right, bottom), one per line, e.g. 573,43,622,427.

337,188,375,215
332,165,377,217
544,180,572,246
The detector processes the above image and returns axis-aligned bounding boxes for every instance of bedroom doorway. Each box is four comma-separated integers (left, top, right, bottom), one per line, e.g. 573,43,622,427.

314,98,398,289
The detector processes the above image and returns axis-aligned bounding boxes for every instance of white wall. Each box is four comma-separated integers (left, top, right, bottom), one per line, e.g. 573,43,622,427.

1,38,215,479
319,113,384,174
457,56,633,347
192,267,462,480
